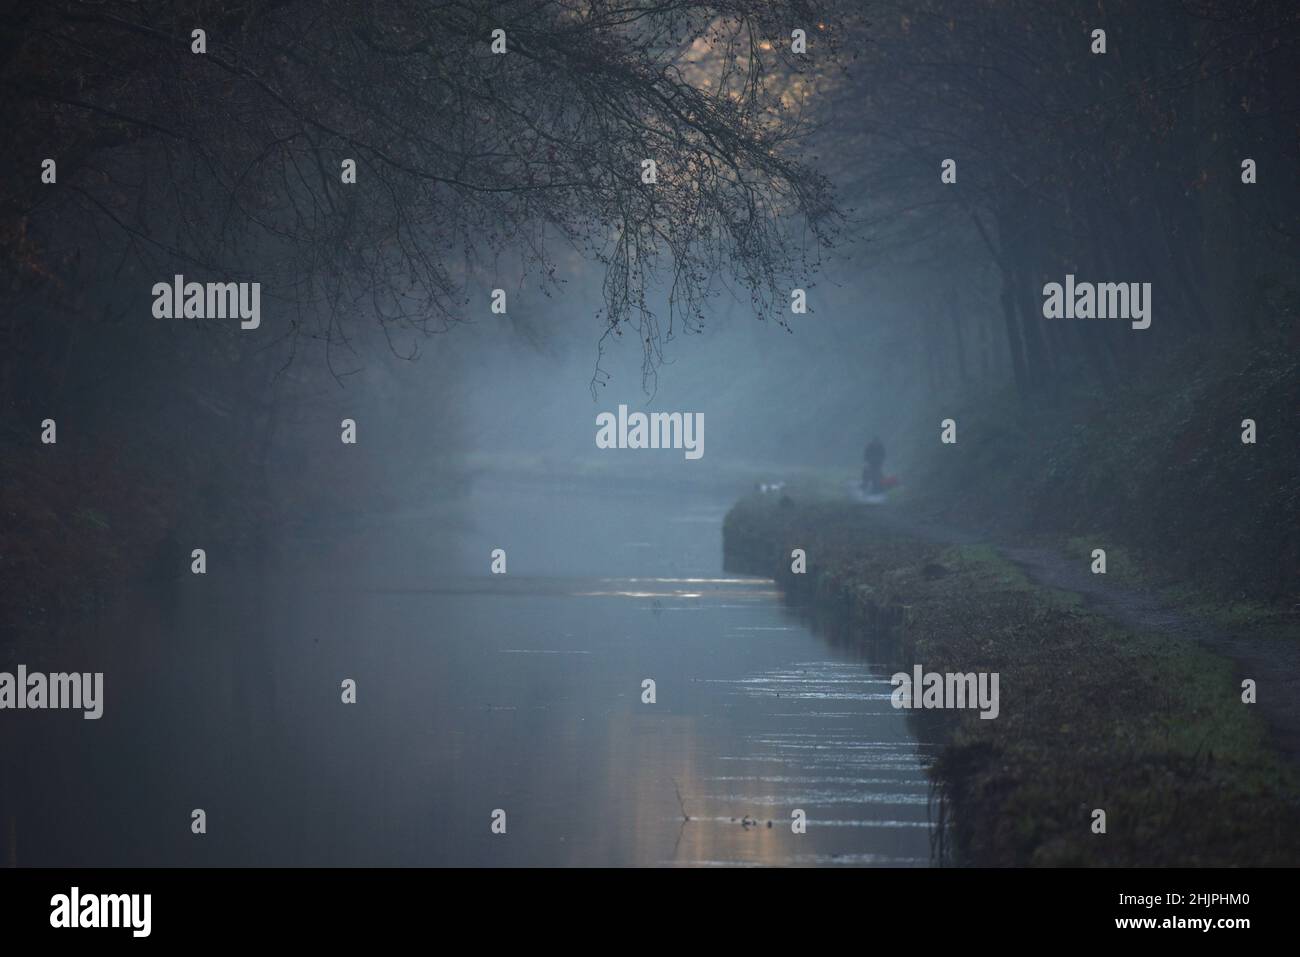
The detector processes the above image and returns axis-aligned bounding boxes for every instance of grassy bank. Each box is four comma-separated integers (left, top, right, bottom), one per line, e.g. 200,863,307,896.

903,330,1299,608
724,494,1300,866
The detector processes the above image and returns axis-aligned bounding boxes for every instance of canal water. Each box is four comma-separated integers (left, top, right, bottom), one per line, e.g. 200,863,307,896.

4,477,935,866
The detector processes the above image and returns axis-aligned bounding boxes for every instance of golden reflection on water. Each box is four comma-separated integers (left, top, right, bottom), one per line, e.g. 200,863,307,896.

584,713,798,868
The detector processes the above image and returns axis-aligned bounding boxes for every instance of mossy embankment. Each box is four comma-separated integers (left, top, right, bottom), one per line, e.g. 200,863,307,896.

905,332,1299,610
724,495,1300,866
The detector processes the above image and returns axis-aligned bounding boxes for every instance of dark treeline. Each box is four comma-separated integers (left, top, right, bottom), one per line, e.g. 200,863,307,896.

2,1,1298,623
823,0,1298,399
1,0,843,393
0,0,848,630
800,1,1298,603
4,1,1296,439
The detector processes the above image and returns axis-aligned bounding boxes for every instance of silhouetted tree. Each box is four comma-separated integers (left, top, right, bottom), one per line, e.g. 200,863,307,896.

1,0,852,390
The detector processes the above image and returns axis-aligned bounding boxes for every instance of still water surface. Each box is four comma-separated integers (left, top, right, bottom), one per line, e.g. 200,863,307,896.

6,478,935,866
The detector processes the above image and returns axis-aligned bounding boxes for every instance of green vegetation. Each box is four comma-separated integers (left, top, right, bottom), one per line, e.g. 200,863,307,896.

906,329,1299,607
724,495,1300,865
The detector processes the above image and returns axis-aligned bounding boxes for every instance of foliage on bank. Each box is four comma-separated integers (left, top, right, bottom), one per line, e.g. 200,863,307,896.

724,495,1300,865
907,329,1299,607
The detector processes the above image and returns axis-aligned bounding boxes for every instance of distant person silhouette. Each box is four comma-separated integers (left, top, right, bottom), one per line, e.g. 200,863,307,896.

863,436,885,493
